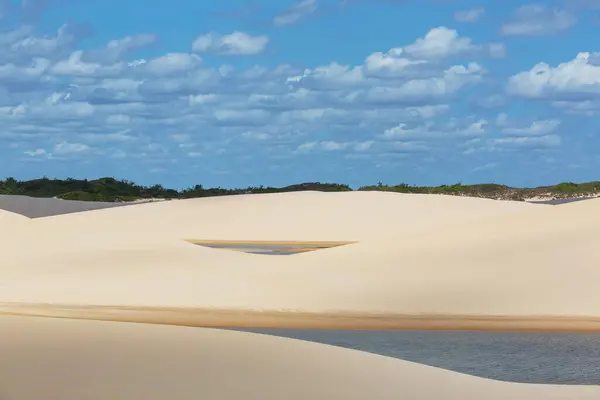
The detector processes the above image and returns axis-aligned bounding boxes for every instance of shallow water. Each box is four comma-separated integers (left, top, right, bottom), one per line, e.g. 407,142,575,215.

238,329,600,384
198,243,329,255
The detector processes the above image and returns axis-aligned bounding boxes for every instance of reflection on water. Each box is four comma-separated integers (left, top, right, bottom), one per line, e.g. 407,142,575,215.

237,329,600,384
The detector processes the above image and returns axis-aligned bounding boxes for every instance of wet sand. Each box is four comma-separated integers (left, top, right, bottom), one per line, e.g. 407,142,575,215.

3,304,600,332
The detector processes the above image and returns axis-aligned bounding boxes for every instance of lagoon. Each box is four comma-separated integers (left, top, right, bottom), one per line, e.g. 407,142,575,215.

239,329,600,384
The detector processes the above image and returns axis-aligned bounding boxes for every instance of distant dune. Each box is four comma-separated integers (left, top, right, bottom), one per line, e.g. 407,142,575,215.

0,194,128,218
2,191,600,398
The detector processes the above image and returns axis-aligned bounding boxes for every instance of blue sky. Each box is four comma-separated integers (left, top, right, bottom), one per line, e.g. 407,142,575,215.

2,0,600,189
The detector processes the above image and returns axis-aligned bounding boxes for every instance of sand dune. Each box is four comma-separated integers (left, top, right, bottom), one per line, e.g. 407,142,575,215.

29,191,537,240
1,316,599,400
0,192,599,329
0,209,30,237
0,194,128,218
0,209,28,223
2,191,600,398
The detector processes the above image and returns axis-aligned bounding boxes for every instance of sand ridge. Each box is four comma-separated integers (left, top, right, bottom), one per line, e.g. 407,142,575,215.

26,190,538,241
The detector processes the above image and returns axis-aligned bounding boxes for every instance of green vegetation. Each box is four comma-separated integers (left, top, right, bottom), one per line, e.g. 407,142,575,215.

359,181,600,201
0,177,351,202
1,176,599,202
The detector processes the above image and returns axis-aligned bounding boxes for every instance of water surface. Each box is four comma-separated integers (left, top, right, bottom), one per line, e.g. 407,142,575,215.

239,329,600,384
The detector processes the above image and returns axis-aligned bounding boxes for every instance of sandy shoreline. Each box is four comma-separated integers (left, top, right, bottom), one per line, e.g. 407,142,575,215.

2,315,600,400
4,304,600,332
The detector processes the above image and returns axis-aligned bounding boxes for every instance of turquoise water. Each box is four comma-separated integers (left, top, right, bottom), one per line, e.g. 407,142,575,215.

237,329,600,384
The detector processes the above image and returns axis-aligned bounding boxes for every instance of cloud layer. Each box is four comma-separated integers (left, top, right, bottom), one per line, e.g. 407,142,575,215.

1,0,598,187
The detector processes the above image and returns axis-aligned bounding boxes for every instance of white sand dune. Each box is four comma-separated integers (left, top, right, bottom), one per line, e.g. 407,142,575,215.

0,208,30,224
0,209,31,240
2,191,600,398
0,192,598,329
1,316,599,400
29,191,537,240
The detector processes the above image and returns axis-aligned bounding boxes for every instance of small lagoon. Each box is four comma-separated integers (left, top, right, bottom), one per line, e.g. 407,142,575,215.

238,329,600,385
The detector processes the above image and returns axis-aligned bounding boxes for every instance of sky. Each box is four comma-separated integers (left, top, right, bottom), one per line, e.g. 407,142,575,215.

1,0,600,189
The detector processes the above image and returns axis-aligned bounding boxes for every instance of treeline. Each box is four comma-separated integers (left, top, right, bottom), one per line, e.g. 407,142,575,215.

0,177,352,202
0,177,599,202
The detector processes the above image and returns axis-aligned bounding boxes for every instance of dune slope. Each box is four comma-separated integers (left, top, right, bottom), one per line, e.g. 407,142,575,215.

1,316,599,400
1,192,599,331
29,191,537,241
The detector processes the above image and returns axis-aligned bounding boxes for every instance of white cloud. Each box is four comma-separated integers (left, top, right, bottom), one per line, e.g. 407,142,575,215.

81,130,134,143
500,4,576,36
491,135,562,148
365,63,486,104
390,141,429,152
273,0,318,26
463,134,562,155
142,53,202,76
290,62,365,89
192,31,269,55
507,52,600,99
50,50,125,77
53,141,90,155
297,140,374,152
364,49,430,79
461,120,488,137
454,7,485,23
0,21,508,170
85,34,157,63
381,117,487,140
7,23,80,59
24,148,46,156
403,27,505,60
500,119,561,136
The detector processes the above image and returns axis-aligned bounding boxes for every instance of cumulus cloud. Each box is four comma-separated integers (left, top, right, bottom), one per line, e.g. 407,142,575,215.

192,31,269,55
500,4,576,36
0,11,519,171
142,53,202,76
507,52,600,99
403,27,505,60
